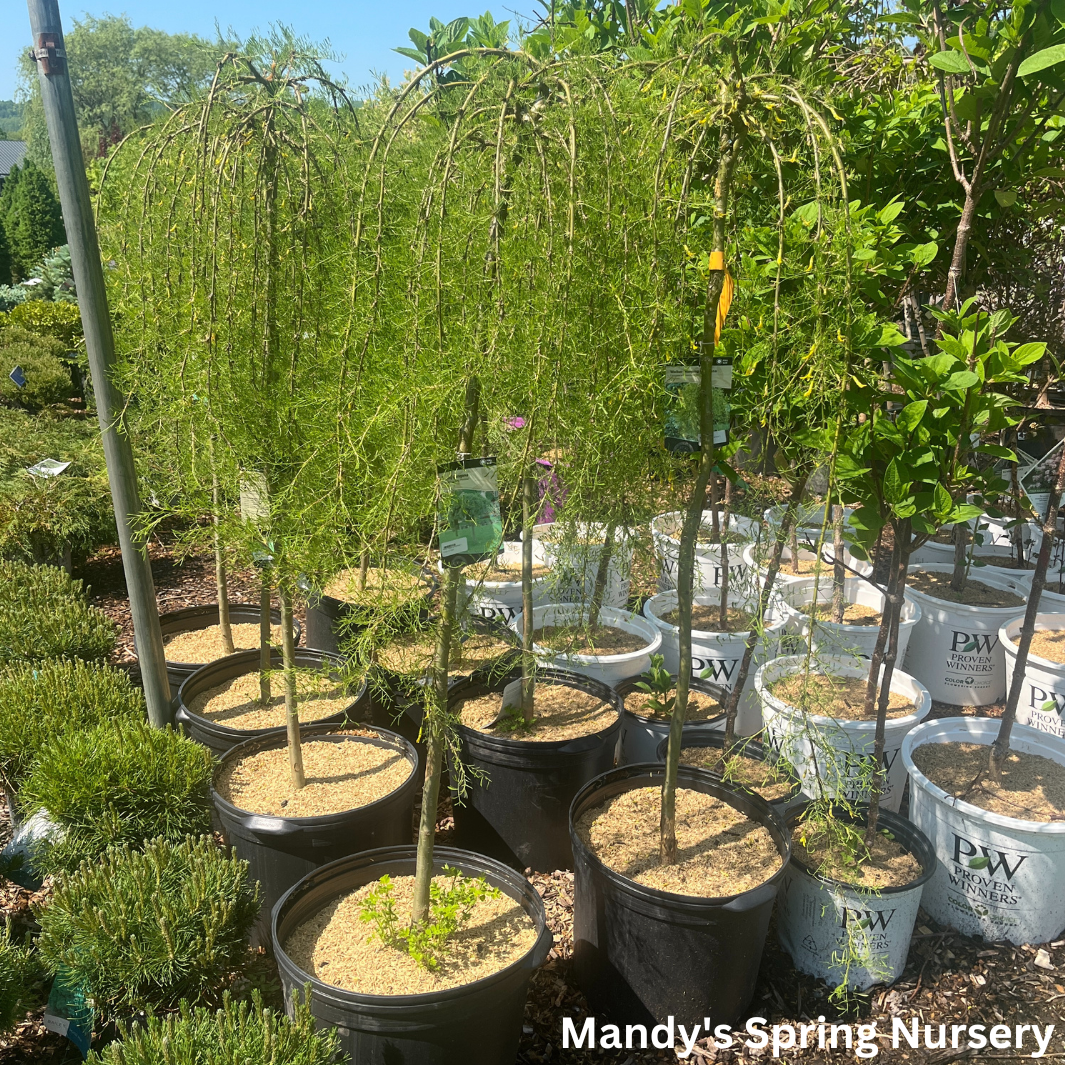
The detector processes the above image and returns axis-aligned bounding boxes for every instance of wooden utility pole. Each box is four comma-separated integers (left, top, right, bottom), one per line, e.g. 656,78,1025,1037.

26,0,172,725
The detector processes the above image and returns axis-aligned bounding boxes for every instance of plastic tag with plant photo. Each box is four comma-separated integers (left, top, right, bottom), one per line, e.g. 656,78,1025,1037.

437,458,503,568
662,362,731,453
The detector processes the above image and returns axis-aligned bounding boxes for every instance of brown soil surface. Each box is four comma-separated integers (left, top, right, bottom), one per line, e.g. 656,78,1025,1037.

1026,629,1065,664
662,604,755,632
978,555,1034,571
576,786,781,896
285,873,537,995
656,516,748,545
769,673,915,720
679,744,795,802
459,683,616,741
907,569,1025,608
535,623,648,655
466,556,549,580
377,630,515,675
216,735,412,817
623,687,722,721
800,602,883,626
322,566,425,607
792,817,922,888
163,621,282,662
188,670,352,729
913,741,1065,822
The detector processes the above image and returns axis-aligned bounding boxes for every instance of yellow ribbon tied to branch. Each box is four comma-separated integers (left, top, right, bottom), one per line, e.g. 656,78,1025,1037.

708,250,734,344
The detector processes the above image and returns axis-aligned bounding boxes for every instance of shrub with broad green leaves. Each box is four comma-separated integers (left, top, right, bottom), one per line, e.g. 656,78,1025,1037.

37,836,259,1019
21,719,214,875
86,990,342,1065
0,921,42,1034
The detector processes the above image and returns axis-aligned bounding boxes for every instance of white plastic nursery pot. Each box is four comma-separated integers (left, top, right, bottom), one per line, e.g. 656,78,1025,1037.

778,576,920,663
756,655,931,813
643,590,787,736
447,541,552,625
740,542,870,589
763,504,856,554
508,604,661,687
902,717,1065,945
650,511,759,594
776,803,935,992
901,563,1030,706
534,522,634,610
1001,614,1065,738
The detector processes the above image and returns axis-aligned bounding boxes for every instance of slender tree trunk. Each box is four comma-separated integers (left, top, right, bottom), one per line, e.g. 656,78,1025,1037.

588,520,618,631
941,183,982,316
358,548,370,592
280,583,304,790
832,504,846,624
521,473,536,723
209,437,234,654
862,532,900,721
719,477,732,628
992,442,1065,777
259,576,272,705
950,521,969,594
789,523,800,575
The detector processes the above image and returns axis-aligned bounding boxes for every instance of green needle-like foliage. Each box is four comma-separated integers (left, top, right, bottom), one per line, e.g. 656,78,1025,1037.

0,921,41,1034
37,836,259,1019
87,990,341,1065
21,719,214,875
0,561,116,664
0,659,145,792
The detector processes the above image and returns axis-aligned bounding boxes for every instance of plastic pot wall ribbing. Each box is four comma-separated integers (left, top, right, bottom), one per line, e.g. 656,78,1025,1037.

776,803,934,991
271,846,552,1065
613,673,727,764
450,667,621,871
154,604,298,696
902,717,1065,945
569,763,789,1029
176,649,364,758
212,724,418,932
1001,613,1065,738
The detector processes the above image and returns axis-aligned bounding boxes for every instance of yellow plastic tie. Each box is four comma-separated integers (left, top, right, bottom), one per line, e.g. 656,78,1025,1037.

708,251,734,343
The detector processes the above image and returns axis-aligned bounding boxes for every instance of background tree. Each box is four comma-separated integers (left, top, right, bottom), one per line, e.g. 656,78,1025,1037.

1,162,64,281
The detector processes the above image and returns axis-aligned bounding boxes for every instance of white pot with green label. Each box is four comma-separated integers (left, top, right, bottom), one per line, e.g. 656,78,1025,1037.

1001,613,1065,739
756,655,931,813
642,589,788,736
443,542,552,625
508,603,661,687
901,563,1029,706
650,512,759,595
902,716,1065,945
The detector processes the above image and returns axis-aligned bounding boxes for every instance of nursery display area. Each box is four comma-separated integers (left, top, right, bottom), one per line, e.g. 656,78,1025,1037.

5,0,1065,1061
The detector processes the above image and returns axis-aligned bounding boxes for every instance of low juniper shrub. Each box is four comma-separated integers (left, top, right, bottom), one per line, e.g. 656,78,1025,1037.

21,719,214,875
37,836,259,1020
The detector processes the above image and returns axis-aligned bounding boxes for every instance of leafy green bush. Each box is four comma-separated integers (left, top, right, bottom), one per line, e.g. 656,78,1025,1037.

6,299,82,345
21,719,214,875
0,659,144,791
0,561,116,664
0,409,115,564
0,325,76,411
86,990,341,1065
37,836,259,1018
0,921,42,1034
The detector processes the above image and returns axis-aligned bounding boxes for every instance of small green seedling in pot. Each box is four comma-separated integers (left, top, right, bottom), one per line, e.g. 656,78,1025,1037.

634,654,676,717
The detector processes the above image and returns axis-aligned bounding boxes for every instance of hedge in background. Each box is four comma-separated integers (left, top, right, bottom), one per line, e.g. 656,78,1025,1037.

0,660,144,792
21,719,214,875
37,836,259,1019
0,326,76,411
0,921,41,1034
86,990,341,1065
0,561,116,664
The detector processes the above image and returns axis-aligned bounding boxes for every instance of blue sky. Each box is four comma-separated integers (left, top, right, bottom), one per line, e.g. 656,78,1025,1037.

0,0,522,102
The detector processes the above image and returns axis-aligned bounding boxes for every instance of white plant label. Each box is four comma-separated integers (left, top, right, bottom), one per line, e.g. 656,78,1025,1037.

239,471,270,523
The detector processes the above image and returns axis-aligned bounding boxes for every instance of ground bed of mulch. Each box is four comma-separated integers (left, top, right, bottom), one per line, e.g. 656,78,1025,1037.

3,531,1064,1062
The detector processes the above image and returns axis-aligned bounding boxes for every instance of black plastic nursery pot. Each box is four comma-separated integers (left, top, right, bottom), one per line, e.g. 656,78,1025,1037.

615,673,728,765
569,763,790,1030
271,845,552,1065
212,724,419,932
654,730,803,809
154,603,300,696
449,666,622,872
175,648,365,759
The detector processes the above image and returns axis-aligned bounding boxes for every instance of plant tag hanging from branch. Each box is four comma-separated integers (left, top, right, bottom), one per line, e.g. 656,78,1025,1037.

1020,438,1065,515
239,471,270,524
662,359,732,453
437,456,503,569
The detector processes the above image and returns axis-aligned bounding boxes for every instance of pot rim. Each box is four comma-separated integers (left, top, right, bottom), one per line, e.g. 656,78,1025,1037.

776,577,921,631
614,673,728,728
443,541,553,591
643,589,788,639
650,510,759,550
1000,612,1065,673
155,604,298,671
311,557,435,611
510,604,662,666
903,563,1029,616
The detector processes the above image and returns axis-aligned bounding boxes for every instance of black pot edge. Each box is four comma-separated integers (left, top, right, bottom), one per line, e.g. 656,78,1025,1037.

271,844,552,1005
157,606,301,672
614,673,729,728
568,762,791,909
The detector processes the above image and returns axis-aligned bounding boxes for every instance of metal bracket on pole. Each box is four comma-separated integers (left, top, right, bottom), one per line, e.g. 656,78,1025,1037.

32,33,65,74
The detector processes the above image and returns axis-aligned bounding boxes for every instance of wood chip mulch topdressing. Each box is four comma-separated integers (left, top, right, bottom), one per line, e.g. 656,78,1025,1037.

657,517,747,545
535,623,648,655
913,741,1065,822
163,622,282,662
466,557,550,580
680,745,795,802
322,566,425,607
907,569,1025,608
978,556,1034,571
792,817,923,888
575,786,782,897
188,670,352,729
284,873,538,995
459,683,616,742
1026,628,1065,664
769,673,915,721
624,687,722,721
377,631,515,675
216,736,412,817
662,604,755,632
800,602,883,626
